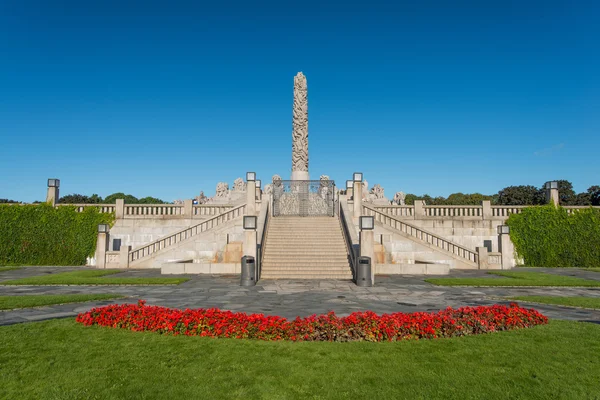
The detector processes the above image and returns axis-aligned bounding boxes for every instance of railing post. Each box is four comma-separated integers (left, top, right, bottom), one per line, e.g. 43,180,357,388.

184,199,193,218
482,200,491,220
476,246,489,270
414,200,424,219
115,199,125,219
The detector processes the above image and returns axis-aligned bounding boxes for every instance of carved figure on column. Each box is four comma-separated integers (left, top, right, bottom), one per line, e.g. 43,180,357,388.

393,191,406,206
233,177,246,192
291,72,309,180
195,191,208,204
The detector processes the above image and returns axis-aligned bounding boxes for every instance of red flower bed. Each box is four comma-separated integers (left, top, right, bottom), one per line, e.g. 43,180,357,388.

76,301,547,342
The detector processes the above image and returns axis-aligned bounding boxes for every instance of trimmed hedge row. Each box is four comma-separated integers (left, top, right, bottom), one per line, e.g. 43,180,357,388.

507,205,600,268
0,204,114,266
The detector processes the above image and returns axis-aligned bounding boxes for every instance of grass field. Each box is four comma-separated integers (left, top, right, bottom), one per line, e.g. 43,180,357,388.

508,296,600,310
1,319,599,399
0,294,126,310
426,271,600,287
1,270,189,286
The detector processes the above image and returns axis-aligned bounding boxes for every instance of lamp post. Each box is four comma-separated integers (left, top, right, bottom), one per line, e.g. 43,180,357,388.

544,181,559,206
46,178,60,206
95,224,110,269
358,215,375,286
255,179,262,202
346,180,353,200
353,172,363,217
246,172,257,215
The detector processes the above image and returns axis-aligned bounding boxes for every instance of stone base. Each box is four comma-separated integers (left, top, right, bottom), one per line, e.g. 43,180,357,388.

375,263,450,275
161,262,241,275
291,171,309,180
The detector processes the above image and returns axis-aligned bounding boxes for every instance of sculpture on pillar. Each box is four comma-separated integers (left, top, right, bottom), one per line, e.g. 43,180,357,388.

371,184,385,200
319,175,330,199
232,177,246,192
393,191,406,206
291,72,309,180
215,182,230,199
195,191,208,204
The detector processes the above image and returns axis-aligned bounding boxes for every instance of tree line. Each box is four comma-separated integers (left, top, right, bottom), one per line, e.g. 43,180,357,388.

404,180,600,206
57,193,168,204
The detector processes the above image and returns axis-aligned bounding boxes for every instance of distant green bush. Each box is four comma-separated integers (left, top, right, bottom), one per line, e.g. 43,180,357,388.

507,205,600,268
0,204,114,266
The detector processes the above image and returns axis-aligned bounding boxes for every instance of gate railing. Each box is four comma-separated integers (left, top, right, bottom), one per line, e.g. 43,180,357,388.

272,180,336,217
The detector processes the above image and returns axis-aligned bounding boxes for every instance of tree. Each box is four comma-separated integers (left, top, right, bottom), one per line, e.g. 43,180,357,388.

137,196,168,204
497,185,545,206
552,180,576,205
404,194,417,205
103,193,139,204
588,185,600,206
0,199,19,203
59,193,104,204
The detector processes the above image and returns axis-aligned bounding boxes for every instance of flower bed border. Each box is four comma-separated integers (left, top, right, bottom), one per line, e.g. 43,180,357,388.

76,301,548,342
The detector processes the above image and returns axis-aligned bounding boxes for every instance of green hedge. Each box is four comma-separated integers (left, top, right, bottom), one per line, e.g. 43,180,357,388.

0,204,114,266
507,205,600,268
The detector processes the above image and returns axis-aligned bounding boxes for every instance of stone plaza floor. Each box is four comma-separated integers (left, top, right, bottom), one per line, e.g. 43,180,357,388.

1,267,600,326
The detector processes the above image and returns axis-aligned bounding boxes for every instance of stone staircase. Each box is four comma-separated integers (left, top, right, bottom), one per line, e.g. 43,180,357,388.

260,216,353,280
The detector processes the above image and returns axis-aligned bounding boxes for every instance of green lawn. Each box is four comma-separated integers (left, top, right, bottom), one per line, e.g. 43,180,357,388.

508,296,600,310
0,266,21,272
1,270,189,286
0,294,126,310
426,271,600,287
0,319,599,399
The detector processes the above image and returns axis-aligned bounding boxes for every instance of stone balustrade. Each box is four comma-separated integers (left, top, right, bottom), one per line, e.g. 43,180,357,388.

57,201,236,219
128,203,247,267
374,203,598,221
56,204,117,213
363,204,479,267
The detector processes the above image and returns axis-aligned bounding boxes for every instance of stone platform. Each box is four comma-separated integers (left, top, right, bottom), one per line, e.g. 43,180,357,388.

1,267,600,326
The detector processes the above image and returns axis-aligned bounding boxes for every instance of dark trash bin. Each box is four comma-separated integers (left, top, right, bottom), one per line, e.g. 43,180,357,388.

240,256,256,286
356,256,372,287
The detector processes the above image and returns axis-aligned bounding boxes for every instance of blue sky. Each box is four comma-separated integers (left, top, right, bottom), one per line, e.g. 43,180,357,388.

1,1,598,202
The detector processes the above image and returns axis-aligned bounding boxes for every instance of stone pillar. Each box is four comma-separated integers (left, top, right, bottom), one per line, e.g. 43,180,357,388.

95,231,109,269
119,245,131,269
115,199,125,219
482,200,492,220
476,246,489,270
184,199,193,218
246,178,256,215
347,186,353,201
414,200,425,219
498,229,513,270
291,72,309,181
46,187,59,206
545,184,559,206
243,230,257,259
353,181,362,217
360,230,375,284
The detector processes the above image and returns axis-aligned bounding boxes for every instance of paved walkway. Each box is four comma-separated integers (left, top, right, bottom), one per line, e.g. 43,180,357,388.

1,267,600,326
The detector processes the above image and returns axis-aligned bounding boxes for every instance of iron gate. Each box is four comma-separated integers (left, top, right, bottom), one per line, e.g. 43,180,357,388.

272,180,336,217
